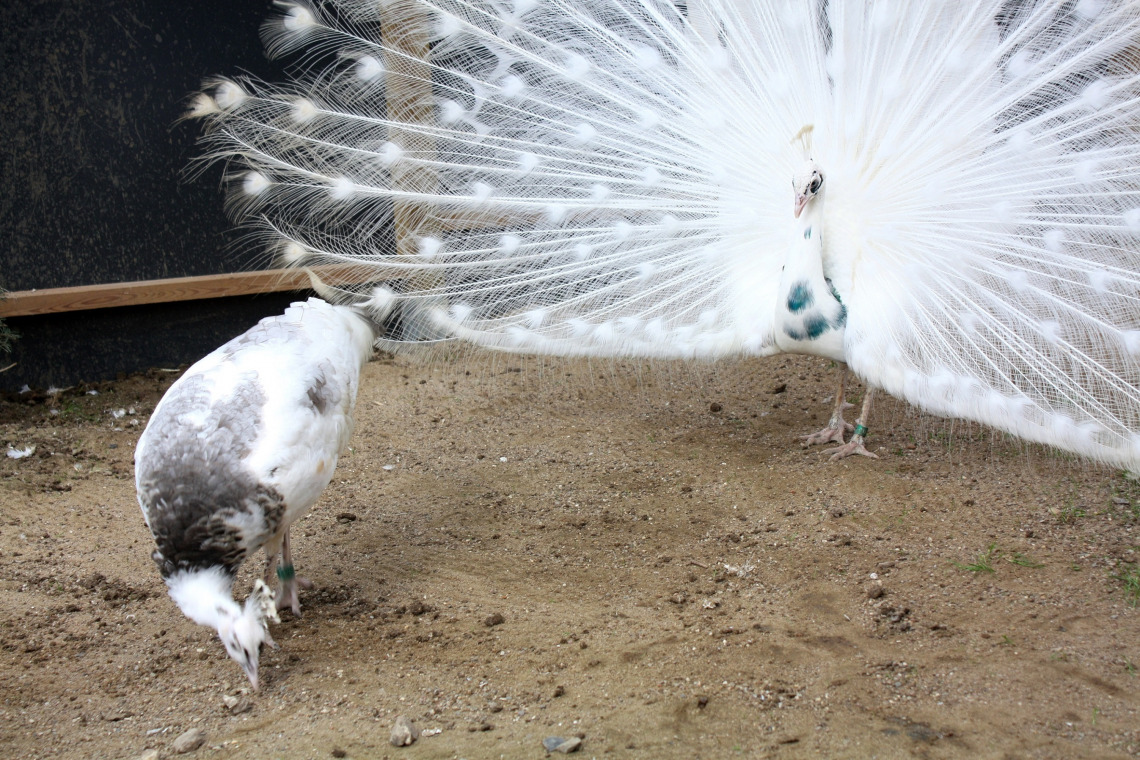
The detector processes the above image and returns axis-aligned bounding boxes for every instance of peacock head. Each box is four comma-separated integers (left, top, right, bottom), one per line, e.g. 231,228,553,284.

792,161,824,219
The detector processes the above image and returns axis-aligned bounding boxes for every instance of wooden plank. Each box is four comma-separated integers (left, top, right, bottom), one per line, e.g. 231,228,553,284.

0,265,375,318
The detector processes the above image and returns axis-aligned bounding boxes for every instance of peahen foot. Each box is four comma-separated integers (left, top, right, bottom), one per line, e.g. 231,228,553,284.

275,564,314,617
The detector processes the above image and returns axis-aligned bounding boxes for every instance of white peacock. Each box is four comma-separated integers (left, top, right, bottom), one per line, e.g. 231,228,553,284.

190,0,1140,469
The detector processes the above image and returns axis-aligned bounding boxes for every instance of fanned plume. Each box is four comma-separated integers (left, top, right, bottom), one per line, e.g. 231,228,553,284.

193,0,1140,470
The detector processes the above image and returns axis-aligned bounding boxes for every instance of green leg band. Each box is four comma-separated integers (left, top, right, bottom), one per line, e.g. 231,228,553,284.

853,424,869,438
277,564,296,582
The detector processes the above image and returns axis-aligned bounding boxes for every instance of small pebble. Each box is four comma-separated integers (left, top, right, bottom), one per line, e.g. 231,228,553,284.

390,715,420,747
332,748,347,758
137,751,160,760
172,727,206,754
554,737,583,753
336,512,358,523
866,582,885,599
485,612,505,627
709,402,722,413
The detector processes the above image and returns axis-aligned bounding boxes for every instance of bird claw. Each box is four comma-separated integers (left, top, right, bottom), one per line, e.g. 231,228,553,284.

823,440,880,461
802,424,850,446
276,576,310,618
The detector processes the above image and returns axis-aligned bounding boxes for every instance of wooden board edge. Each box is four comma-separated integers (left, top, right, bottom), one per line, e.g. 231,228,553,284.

0,265,377,318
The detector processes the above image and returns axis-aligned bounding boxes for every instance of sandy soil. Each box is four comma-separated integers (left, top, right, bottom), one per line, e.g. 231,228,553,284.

2,351,1139,759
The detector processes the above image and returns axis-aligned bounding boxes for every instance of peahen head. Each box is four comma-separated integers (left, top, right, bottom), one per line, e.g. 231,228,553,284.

166,569,279,690
792,161,825,219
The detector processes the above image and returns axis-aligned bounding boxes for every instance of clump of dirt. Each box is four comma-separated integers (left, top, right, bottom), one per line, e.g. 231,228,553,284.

1,353,1138,758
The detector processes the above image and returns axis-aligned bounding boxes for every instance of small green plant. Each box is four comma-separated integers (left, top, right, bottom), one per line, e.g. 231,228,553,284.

1005,552,1044,568
1124,659,1136,677
1000,635,1014,646
956,544,998,573
1055,497,1086,524
1112,561,1140,607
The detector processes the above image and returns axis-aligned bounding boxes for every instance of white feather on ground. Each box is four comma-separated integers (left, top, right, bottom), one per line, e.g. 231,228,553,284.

134,297,376,688
191,0,1140,471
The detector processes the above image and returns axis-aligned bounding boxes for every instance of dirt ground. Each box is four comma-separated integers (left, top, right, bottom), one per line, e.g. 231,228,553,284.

2,351,1139,759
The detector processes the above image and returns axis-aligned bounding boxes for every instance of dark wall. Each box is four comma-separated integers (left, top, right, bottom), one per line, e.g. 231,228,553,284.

1,0,307,390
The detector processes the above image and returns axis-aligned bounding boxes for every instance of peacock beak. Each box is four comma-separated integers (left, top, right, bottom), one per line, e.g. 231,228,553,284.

794,193,809,218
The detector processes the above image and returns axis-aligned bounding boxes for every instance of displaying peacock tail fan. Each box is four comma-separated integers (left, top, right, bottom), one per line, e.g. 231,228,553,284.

191,0,1140,470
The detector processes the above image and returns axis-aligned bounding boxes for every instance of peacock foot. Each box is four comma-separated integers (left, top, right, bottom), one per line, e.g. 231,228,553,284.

823,439,879,461
802,422,852,446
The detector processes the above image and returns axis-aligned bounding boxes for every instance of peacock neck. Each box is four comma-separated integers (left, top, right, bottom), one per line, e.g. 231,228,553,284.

773,199,848,361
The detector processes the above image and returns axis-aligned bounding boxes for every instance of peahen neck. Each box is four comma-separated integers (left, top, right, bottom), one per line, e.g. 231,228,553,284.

774,195,847,361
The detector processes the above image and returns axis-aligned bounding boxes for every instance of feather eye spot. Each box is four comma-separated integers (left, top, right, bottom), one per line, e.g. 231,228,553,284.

563,52,590,80
1075,159,1097,184
242,172,270,197
355,55,383,82
524,308,547,329
450,303,474,324
1079,79,1109,110
471,181,494,202
1043,229,1064,252
1088,269,1112,293
572,123,597,145
1122,330,1140,356
631,44,662,71
589,183,611,202
282,4,316,31
499,75,525,98
544,205,567,224
213,81,248,110
517,152,539,176
328,176,354,201
497,234,521,255
379,142,404,166
439,99,465,124
291,98,318,124
634,107,660,131
1075,0,1106,18
1124,209,1140,232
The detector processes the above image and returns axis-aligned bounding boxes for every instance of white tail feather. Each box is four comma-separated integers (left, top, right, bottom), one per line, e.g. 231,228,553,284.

193,0,1140,470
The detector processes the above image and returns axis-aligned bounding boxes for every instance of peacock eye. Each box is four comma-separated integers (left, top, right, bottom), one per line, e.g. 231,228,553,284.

809,176,822,193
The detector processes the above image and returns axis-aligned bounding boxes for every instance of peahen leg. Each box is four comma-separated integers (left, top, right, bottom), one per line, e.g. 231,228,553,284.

823,389,879,461
803,365,855,446
275,529,313,617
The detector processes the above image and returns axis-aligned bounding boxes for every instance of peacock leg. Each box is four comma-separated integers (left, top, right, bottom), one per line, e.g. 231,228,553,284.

802,366,855,446
275,529,312,617
823,389,879,461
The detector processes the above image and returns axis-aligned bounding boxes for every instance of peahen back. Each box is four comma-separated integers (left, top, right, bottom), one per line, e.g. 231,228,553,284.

191,0,1140,470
